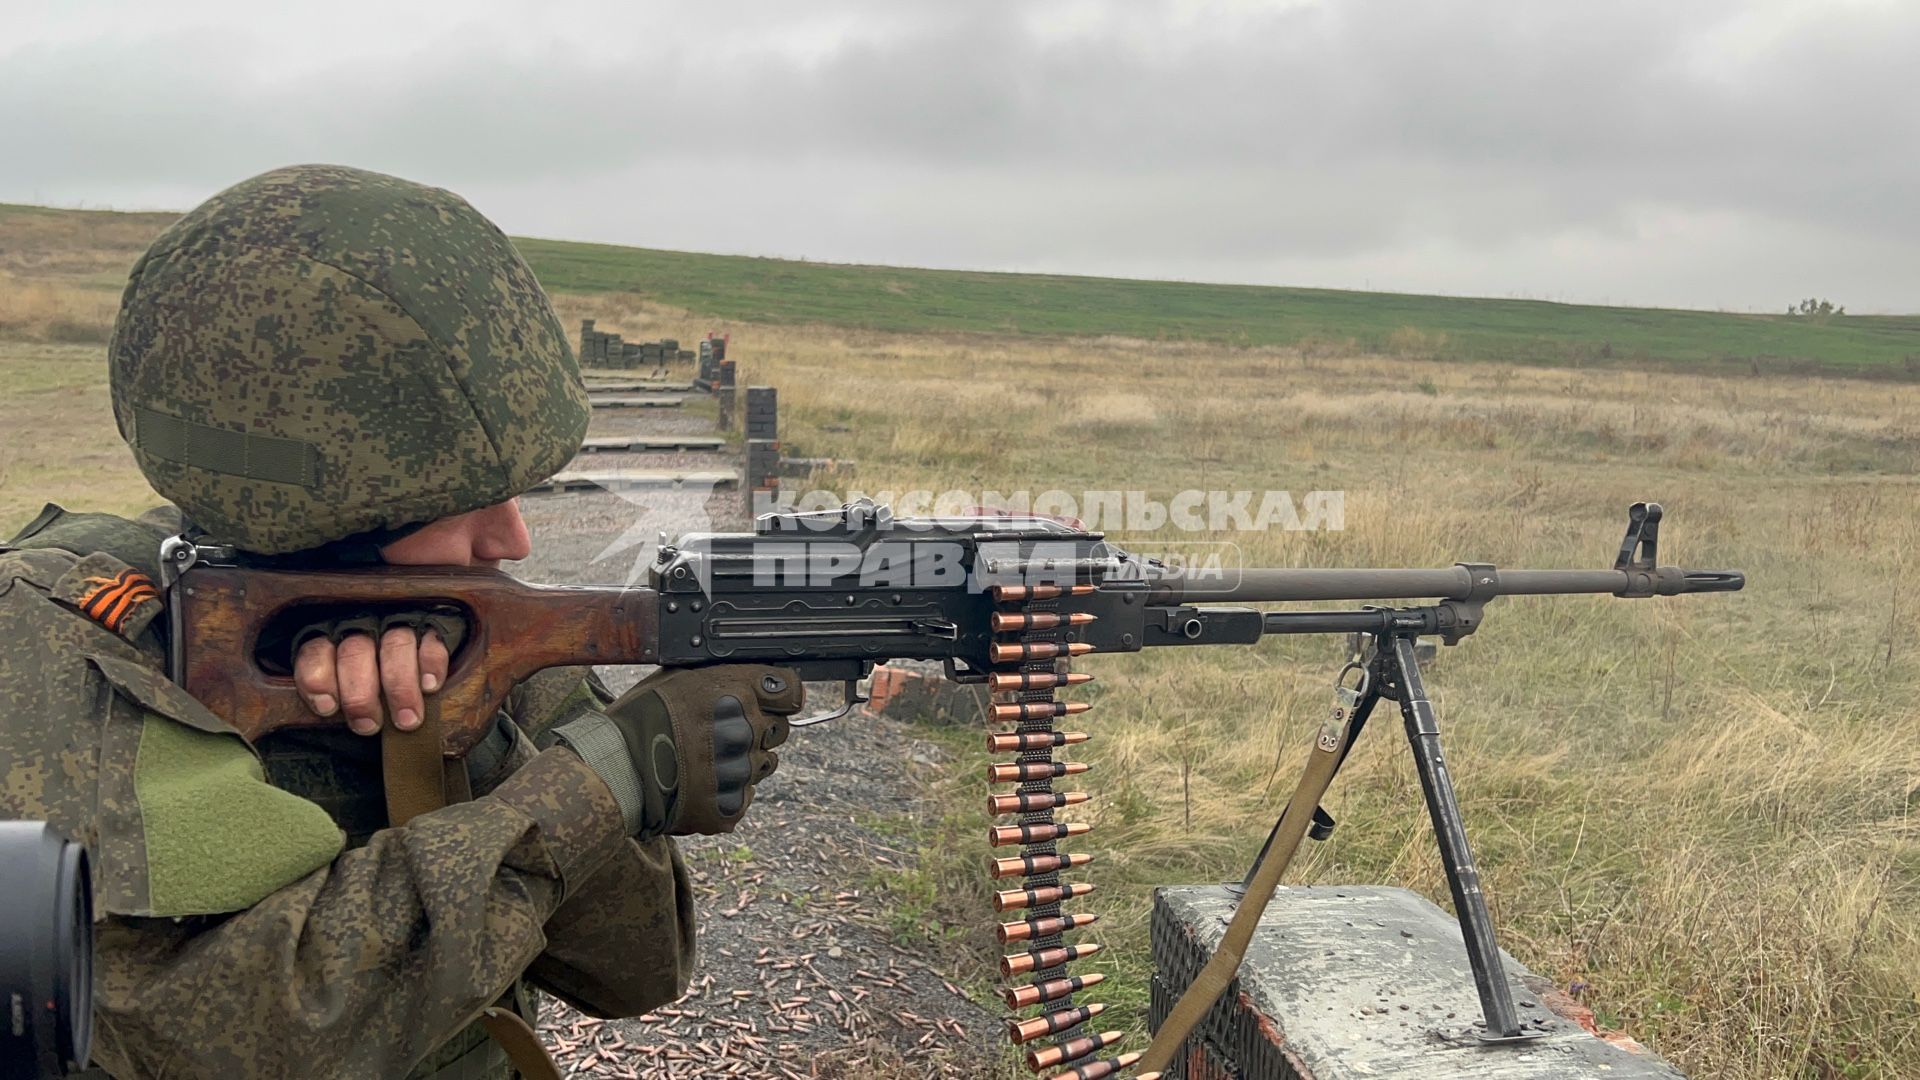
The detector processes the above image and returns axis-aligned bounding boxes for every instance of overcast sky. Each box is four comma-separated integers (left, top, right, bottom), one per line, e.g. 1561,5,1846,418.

5,0,1916,312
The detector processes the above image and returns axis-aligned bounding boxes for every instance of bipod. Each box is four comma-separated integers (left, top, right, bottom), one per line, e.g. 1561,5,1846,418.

1373,632,1543,1044
1141,623,1542,1072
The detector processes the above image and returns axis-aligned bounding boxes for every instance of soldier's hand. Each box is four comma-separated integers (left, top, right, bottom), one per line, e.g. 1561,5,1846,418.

549,666,804,839
292,612,461,736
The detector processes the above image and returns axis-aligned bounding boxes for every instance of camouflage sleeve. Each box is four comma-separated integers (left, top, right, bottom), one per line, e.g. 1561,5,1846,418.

503,664,615,746
525,835,697,1018
90,747,630,1080
498,667,699,1018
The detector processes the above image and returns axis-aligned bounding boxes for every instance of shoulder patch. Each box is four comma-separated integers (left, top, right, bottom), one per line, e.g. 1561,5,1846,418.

77,568,159,634
55,554,163,641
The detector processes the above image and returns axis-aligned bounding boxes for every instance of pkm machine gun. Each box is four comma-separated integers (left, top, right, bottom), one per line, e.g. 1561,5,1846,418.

165,499,1742,1079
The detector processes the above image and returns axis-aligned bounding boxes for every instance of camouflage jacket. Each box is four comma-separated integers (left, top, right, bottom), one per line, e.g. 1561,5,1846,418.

0,506,695,1079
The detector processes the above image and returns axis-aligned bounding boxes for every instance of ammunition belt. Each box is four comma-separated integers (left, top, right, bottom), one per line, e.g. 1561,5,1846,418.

987,584,1156,1080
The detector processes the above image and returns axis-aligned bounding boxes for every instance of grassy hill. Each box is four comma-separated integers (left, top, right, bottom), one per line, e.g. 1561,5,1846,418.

5,202,1917,376
519,236,1920,377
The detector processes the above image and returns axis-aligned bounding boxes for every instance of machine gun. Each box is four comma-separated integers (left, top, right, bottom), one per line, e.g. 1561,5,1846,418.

162,500,1741,1080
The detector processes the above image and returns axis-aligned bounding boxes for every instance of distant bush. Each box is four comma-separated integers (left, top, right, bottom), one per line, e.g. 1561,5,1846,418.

1786,298,1846,320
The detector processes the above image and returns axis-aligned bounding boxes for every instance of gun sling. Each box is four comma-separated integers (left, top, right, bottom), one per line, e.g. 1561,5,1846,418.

382,702,562,1080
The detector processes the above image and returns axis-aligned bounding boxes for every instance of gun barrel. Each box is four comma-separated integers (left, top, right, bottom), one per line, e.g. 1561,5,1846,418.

1152,565,1744,604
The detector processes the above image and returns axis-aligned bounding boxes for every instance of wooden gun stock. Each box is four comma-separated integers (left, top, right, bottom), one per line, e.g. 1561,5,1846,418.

174,565,660,757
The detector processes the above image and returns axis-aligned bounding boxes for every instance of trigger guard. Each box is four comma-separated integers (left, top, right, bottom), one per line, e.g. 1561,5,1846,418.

790,679,867,728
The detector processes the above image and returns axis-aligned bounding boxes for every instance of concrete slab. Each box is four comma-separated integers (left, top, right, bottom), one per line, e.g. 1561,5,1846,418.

579,380,693,393
527,469,739,494
577,435,727,453
1150,885,1683,1080
587,394,688,409
580,367,687,380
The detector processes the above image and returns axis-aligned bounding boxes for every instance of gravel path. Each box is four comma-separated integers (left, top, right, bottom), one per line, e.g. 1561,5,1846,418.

516,392,1003,1079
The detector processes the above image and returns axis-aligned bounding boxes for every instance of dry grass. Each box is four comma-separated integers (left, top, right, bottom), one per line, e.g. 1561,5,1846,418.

581,299,1918,1079
0,273,121,343
0,204,169,344
8,273,1916,1076
0,204,174,286
0,342,158,527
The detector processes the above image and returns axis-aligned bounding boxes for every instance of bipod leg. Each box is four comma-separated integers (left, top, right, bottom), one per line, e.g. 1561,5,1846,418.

1383,635,1540,1044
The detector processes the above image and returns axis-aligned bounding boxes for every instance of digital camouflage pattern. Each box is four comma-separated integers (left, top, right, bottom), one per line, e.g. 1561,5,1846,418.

2,509,696,1079
108,164,590,554
0,506,339,918
85,747,632,1079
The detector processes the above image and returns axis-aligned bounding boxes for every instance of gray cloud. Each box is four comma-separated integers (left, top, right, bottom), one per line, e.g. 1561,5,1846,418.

3,0,1915,311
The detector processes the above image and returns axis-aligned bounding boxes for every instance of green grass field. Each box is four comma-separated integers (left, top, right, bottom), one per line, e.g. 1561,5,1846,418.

519,236,1920,377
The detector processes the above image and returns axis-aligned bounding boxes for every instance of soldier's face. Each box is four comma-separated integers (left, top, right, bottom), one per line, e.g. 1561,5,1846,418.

379,499,533,568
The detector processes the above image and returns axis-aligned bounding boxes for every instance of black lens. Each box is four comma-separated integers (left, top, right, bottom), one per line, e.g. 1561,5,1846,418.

0,822,93,1080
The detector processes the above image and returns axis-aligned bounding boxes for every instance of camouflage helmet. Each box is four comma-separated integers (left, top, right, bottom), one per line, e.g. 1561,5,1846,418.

108,164,588,555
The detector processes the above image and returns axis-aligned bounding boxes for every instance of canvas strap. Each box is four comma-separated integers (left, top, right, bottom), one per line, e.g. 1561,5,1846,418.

383,700,560,1080
478,1008,563,1080
1137,698,1352,1072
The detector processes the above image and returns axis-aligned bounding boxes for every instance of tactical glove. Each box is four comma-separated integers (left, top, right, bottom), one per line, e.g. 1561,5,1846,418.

549,666,803,839
285,606,468,665
285,607,468,734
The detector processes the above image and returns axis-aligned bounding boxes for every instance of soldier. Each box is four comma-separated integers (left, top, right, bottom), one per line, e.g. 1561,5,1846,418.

0,165,802,1079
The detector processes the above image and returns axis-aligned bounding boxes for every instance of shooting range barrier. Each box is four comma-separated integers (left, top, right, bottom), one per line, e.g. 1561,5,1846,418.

1150,886,1685,1080
695,336,728,390
715,360,738,430
863,661,986,724
578,320,694,371
744,385,779,513
543,323,794,516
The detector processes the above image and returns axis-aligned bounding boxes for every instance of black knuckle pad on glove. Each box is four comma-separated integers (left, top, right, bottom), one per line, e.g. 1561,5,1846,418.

289,614,380,659
330,614,382,643
286,608,466,671
379,606,468,656
711,694,755,818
